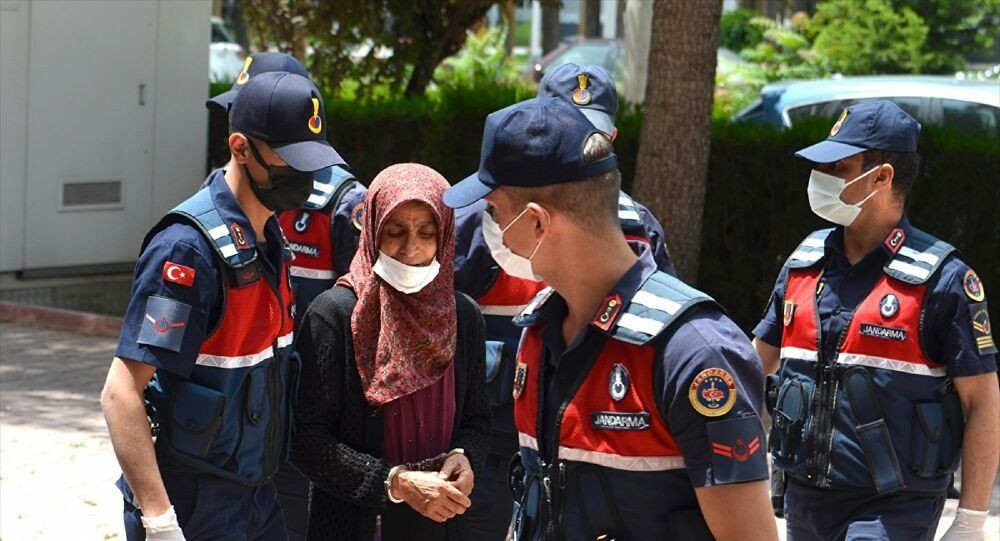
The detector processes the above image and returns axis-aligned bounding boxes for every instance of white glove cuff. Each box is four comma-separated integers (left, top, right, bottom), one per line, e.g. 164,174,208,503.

141,505,181,533
954,507,988,529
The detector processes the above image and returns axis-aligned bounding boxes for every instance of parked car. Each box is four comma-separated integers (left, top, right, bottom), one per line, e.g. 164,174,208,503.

732,75,1000,136
210,16,247,83
526,39,745,85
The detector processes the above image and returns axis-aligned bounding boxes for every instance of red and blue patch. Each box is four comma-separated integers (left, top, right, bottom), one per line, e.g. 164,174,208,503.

707,416,768,484
136,295,191,353
688,368,737,417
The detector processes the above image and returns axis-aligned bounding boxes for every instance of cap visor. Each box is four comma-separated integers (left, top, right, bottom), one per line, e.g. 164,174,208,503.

206,89,237,112
794,140,866,164
443,172,496,209
579,109,615,135
273,139,345,172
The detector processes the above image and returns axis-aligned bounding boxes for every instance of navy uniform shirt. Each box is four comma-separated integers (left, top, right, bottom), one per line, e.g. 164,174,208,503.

754,215,997,378
116,174,287,378
532,242,768,488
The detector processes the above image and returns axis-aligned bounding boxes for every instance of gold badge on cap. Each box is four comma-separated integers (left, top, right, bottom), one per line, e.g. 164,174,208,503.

572,73,592,105
830,108,848,136
236,57,253,85
308,98,323,134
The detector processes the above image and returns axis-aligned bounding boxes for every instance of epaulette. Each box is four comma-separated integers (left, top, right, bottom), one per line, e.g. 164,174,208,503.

785,229,833,269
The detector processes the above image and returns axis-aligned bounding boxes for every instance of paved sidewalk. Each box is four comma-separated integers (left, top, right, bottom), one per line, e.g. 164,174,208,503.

0,321,997,540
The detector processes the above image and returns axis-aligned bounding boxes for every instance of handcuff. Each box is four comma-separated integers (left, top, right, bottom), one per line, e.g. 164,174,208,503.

384,448,466,503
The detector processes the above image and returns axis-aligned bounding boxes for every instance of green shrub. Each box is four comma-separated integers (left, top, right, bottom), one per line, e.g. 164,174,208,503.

207,87,998,332
810,0,929,74
720,8,765,52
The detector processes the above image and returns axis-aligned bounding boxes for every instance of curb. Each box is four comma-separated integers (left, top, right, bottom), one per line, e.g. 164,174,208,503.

0,302,122,338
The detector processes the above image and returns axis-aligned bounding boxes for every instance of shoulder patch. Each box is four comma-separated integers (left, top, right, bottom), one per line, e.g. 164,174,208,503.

970,302,997,355
351,203,364,231
162,261,196,287
689,368,737,417
963,269,985,302
137,296,192,353
707,416,768,484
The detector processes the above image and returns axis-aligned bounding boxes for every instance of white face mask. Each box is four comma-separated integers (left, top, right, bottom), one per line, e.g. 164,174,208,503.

807,166,881,226
372,250,440,294
481,206,544,282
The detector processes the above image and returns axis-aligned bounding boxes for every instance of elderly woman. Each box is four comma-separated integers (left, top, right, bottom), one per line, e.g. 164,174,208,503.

291,163,490,541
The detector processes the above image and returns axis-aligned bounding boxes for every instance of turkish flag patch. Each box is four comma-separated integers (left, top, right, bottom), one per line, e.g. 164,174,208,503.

163,261,196,287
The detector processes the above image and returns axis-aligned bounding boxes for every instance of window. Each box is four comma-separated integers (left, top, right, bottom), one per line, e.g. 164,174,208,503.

940,99,999,137
786,97,924,126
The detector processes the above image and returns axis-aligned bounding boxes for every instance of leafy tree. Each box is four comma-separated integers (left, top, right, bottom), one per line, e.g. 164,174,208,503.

242,0,496,98
893,0,1000,73
719,8,764,52
809,0,928,74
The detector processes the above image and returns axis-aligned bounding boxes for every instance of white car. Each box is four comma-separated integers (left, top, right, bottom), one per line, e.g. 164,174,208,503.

210,16,247,84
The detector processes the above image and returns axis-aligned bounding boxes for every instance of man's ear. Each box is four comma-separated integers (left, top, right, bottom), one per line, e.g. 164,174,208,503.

229,133,249,165
526,202,551,235
873,163,895,190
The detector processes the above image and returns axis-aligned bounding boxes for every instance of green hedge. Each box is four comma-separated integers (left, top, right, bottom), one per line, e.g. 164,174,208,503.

207,86,999,331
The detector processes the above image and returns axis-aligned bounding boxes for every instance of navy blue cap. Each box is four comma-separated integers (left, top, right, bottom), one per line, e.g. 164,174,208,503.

229,72,344,172
795,100,922,163
207,52,311,112
537,63,617,134
444,97,618,208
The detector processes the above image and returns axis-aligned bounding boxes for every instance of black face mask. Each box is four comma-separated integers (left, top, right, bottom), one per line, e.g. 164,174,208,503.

242,139,314,212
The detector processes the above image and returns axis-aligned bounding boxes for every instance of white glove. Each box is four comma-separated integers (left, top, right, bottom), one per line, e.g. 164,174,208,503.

141,505,186,541
940,507,989,541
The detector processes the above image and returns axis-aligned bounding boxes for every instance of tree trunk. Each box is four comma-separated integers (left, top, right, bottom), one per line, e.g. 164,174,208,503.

541,2,561,54
615,0,625,38
632,0,721,283
579,0,601,38
502,0,517,57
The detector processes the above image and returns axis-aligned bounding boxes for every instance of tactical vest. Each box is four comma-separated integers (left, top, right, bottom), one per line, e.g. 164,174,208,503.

278,166,360,317
477,191,655,417
144,187,298,486
510,271,718,541
771,227,964,495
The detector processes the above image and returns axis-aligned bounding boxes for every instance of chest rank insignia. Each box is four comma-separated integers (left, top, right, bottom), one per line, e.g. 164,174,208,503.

689,368,737,417
572,73,592,105
609,363,630,402
593,294,622,332
512,361,528,400
883,228,905,254
294,211,310,233
783,300,796,327
231,223,250,250
879,293,899,318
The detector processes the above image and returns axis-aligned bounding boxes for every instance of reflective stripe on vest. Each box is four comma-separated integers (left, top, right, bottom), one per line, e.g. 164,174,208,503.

514,327,685,472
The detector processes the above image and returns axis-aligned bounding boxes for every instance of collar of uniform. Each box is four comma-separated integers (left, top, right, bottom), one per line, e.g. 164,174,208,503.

588,241,657,334
824,214,911,264
207,170,283,251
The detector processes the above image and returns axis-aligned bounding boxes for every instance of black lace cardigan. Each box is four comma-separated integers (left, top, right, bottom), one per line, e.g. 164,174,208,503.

290,285,491,541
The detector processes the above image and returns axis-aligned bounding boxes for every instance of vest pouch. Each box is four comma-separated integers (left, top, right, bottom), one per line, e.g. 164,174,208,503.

910,402,944,478
568,465,627,539
245,365,270,425
911,396,963,478
485,340,513,408
666,508,714,541
844,368,905,494
771,379,808,463
168,380,225,458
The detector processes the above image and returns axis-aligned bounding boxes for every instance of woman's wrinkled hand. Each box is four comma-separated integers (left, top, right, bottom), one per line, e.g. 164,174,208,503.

393,470,471,522
437,452,474,497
